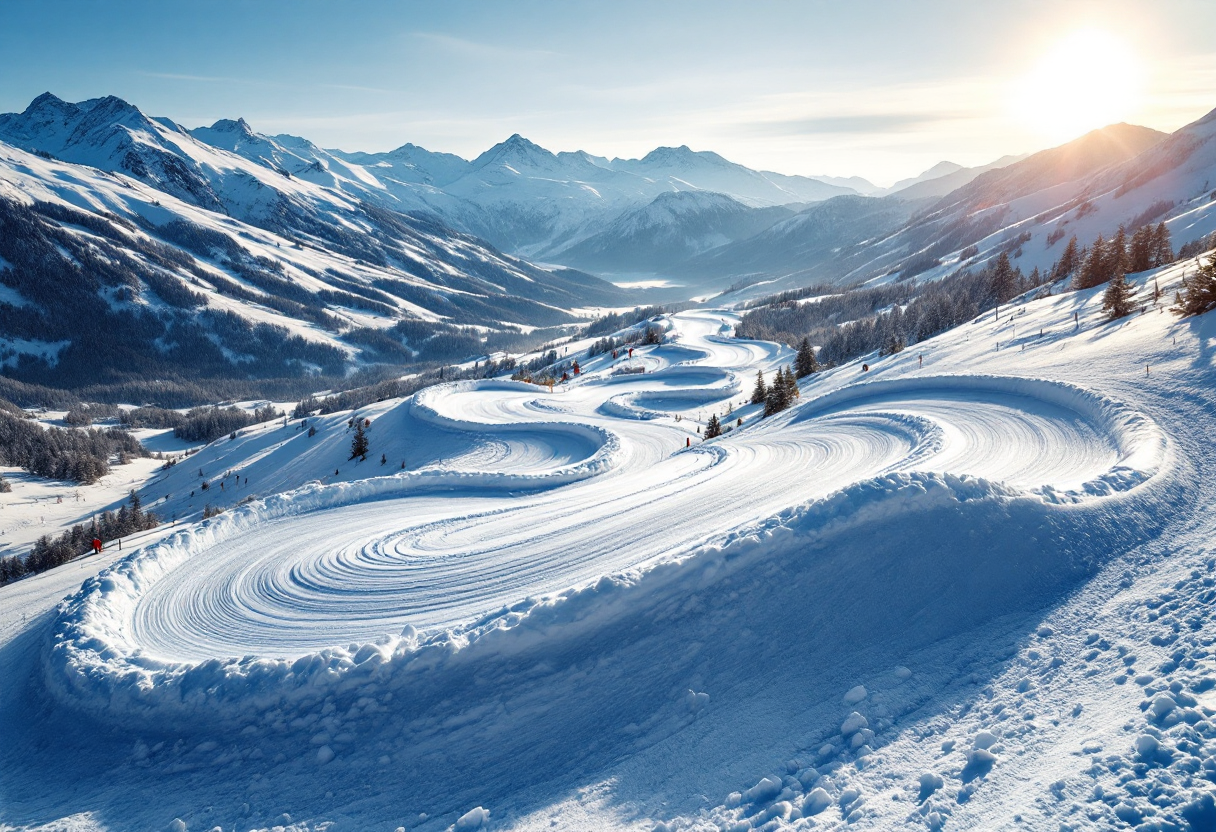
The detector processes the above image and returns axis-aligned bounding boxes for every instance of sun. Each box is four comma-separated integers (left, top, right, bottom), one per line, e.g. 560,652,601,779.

1010,29,1144,144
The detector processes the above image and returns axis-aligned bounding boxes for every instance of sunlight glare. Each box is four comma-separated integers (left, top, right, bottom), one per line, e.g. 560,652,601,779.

1011,29,1144,144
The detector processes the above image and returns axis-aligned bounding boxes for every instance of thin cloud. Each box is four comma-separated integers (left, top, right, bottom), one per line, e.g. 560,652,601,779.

410,32,559,62
743,112,961,136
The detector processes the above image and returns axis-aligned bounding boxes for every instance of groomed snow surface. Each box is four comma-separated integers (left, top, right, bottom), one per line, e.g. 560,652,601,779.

3,258,1216,831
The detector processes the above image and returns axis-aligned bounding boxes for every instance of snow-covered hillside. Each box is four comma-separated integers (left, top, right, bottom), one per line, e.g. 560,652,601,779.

3,245,1216,830
677,115,1216,296
677,194,928,293
881,155,1027,200
557,191,795,273
853,120,1216,287
0,104,631,393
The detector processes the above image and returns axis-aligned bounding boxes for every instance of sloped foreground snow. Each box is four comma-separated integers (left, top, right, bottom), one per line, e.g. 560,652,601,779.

2,262,1215,831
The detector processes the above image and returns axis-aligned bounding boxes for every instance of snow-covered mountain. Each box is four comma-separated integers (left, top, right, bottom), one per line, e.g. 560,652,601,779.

853,119,1214,286
672,116,1216,297
675,194,930,292
180,117,864,261
884,155,1026,200
557,191,795,273
804,172,880,195
883,161,965,195
0,95,632,397
608,144,854,206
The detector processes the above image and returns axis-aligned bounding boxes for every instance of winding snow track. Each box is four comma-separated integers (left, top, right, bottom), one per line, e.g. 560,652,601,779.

50,310,1166,708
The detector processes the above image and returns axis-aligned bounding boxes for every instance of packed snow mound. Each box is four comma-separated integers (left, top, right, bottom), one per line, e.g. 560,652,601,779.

793,373,1167,500
44,313,1163,732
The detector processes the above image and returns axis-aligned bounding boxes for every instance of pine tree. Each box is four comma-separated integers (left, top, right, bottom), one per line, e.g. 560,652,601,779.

128,490,143,528
764,368,791,416
750,370,767,405
989,252,1019,303
1052,236,1081,281
1152,222,1173,266
783,364,799,400
1129,225,1153,273
1109,225,1129,279
349,421,369,460
1102,271,1137,319
1075,233,1107,290
1173,252,1216,317
794,337,819,378
704,414,722,439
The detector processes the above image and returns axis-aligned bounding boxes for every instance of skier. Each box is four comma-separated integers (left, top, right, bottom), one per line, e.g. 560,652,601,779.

628,347,634,358
573,360,581,375
91,538,102,555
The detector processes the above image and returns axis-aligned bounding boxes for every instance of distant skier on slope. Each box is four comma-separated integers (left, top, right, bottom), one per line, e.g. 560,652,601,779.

92,538,102,555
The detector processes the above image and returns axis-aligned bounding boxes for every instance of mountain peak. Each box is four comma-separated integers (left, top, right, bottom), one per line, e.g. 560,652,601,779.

25,91,73,113
208,117,255,136
472,133,558,170
634,145,732,170
76,95,143,120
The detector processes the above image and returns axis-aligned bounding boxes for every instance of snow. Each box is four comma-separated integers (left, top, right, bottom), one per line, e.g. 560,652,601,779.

2,254,1216,830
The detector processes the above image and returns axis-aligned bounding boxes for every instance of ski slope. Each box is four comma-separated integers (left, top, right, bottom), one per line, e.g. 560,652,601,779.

3,260,1216,831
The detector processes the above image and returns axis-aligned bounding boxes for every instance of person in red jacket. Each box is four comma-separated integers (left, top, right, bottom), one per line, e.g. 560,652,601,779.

92,538,102,555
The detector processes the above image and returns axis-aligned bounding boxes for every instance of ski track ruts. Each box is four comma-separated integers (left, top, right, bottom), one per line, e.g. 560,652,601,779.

48,310,1166,704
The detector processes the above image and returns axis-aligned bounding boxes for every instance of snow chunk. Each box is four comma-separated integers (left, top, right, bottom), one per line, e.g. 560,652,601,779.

802,788,831,815
840,711,869,736
963,747,997,781
1150,693,1177,721
743,775,783,804
843,685,868,705
316,744,334,764
455,806,490,830
685,689,710,713
1134,734,1160,759
893,665,913,680
917,772,944,802
973,730,999,750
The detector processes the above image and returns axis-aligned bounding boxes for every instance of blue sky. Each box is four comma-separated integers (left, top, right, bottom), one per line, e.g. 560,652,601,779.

1,0,1213,185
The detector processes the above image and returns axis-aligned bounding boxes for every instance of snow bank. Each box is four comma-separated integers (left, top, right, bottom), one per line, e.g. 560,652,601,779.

411,379,623,481
794,374,1167,502
43,465,1097,730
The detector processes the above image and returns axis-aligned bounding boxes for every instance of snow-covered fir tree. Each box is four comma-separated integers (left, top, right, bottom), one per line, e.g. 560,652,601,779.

349,421,369,460
750,370,767,405
1102,271,1137,320
794,337,819,378
1174,253,1216,317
